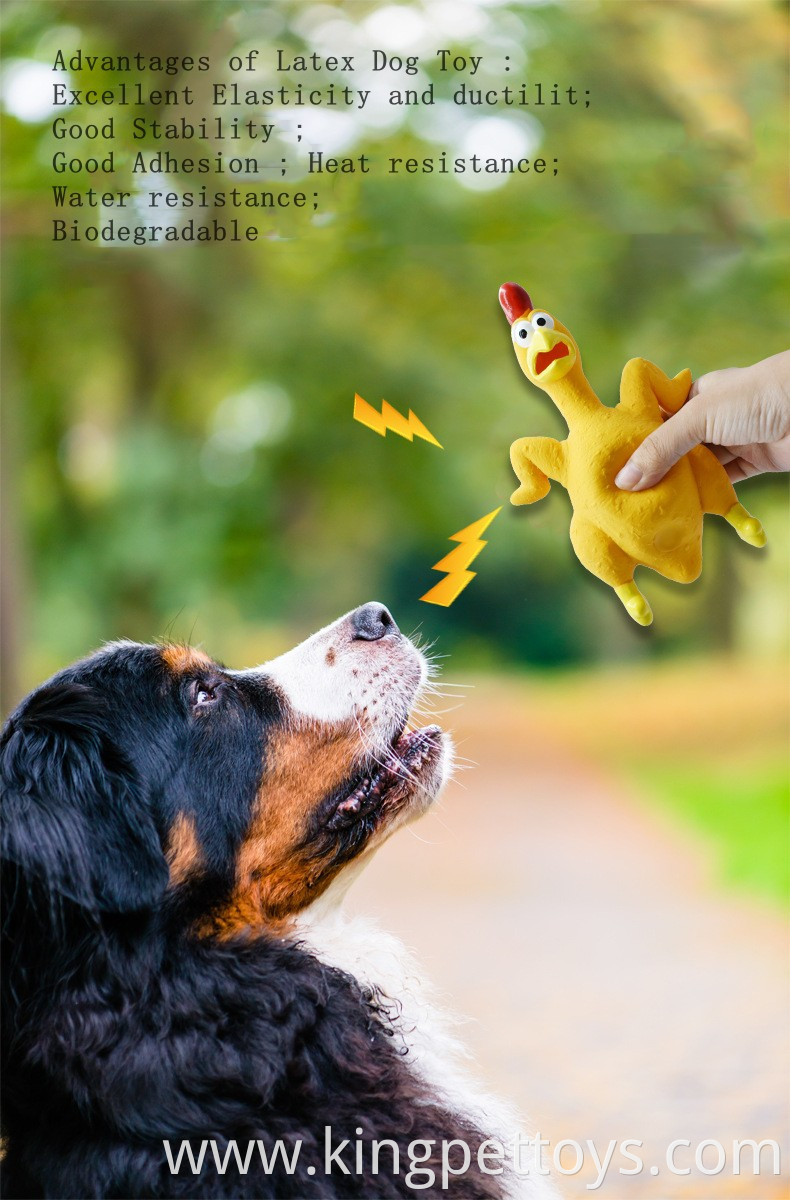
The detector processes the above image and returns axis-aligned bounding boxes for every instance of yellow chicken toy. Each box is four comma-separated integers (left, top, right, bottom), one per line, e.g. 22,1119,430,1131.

499,282,766,625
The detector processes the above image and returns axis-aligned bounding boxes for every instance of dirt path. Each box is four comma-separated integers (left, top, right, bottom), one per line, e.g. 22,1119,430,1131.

348,679,789,1198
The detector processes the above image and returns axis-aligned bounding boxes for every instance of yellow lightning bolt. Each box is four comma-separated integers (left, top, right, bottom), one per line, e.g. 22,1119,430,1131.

353,394,443,448
420,507,503,607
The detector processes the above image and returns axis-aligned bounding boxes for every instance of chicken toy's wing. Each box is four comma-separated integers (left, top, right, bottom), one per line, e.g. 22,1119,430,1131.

510,436,568,504
618,358,692,418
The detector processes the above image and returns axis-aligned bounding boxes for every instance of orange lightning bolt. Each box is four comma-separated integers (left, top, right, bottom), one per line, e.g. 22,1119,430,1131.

353,394,443,448
420,507,503,607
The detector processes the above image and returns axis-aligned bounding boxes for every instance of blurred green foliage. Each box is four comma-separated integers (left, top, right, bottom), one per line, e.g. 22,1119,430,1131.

528,653,789,905
2,0,789,709
634,754,790,904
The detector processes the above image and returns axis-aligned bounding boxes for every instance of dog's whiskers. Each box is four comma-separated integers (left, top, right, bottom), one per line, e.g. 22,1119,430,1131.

352,713,422,789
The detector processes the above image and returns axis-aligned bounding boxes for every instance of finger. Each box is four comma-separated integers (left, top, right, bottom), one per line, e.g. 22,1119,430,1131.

615,404,704,491
725,458,759,483
706,444,736,465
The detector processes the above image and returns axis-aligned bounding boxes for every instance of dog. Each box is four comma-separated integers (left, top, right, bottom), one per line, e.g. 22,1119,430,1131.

1,603,556,1198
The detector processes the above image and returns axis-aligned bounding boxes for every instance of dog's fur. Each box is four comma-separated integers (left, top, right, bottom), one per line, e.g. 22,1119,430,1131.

1,605,554,1198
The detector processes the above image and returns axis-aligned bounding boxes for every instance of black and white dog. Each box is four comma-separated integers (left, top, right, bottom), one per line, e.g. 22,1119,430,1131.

1,603,556,1198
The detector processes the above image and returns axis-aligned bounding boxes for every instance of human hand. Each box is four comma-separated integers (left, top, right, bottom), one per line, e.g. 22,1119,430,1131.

615,349,790,490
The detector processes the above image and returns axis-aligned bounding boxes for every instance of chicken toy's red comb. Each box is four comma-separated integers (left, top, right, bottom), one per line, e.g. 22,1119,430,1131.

498,282,532,324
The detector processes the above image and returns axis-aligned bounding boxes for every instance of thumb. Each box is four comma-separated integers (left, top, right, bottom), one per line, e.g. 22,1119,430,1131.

615,403,704,491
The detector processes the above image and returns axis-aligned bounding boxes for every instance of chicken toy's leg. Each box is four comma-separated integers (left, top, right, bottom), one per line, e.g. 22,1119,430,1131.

613,581,653,626
687,446,767,547
569,516,653,626
725,503,767,547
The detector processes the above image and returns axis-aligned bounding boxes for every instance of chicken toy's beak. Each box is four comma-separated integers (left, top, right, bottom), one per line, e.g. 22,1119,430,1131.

527,329,576,383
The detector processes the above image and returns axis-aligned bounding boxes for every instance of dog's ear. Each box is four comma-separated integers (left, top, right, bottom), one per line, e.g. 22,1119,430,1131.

1,680,168,914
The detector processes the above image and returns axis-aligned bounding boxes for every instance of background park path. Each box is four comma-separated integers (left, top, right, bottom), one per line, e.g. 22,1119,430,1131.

349,678,789,1199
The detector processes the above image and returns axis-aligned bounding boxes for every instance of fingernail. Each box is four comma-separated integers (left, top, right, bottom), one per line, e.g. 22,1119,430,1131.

615,462,643,490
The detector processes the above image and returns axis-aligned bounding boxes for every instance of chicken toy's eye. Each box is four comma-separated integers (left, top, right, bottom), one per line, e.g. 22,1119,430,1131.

511,319,533,347
531,312,555,331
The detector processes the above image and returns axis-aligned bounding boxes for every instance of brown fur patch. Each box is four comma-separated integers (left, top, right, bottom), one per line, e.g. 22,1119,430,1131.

161,644,212,675
204,720,362,939
166,812,203,886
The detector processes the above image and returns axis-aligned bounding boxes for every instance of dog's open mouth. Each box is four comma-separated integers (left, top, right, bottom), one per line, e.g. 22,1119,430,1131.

328,725,443,830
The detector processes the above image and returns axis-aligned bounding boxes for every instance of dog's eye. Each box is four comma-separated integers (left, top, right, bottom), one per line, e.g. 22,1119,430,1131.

190,680,218,708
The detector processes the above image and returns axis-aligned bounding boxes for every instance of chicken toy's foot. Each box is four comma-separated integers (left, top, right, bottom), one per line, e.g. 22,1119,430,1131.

725,502,767,548
615,581,653,626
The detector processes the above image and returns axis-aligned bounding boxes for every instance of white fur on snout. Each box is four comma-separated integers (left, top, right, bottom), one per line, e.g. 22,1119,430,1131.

243,607,425,744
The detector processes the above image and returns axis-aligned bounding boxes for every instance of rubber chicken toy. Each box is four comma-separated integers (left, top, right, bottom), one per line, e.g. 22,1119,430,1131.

499,282,766,625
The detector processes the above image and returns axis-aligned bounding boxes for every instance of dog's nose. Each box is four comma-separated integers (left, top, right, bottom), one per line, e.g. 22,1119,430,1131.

350,602,398,641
